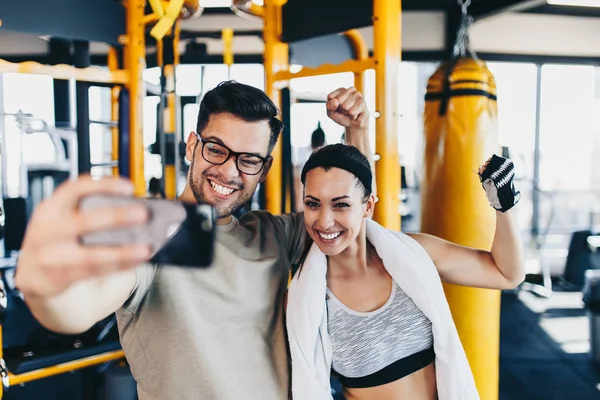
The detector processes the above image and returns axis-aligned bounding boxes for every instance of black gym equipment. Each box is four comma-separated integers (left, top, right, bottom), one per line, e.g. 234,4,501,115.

1,112,78,256
562,230,600,289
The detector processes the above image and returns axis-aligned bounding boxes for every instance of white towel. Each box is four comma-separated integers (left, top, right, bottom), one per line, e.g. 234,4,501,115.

286,218,480,399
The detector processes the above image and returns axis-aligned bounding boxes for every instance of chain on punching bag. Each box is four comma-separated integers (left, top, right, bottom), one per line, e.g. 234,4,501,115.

421,2,501,399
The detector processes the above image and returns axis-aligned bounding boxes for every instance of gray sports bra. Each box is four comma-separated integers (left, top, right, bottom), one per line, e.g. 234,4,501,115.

326,280,435,388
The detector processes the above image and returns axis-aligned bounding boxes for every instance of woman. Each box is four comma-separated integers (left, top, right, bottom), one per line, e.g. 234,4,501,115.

286,144,525,400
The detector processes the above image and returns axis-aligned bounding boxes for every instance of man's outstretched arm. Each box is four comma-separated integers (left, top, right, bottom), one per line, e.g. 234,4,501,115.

15,177,151,334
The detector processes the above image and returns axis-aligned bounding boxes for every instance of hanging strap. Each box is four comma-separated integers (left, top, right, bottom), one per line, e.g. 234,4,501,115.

453,0,477,60
438,0,477,116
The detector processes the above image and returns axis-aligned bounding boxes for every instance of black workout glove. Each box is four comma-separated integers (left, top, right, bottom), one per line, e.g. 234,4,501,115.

478,154,520,213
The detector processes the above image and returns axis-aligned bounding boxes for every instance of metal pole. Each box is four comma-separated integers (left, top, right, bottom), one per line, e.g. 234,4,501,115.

118,88,131,179
280,87,292,213
372,0,401,231
155,39,167,198
173,21,182,198
50,38,73,131
532,63,542,241
162,25,179,200
108,47,121,177
263,0,289,215
73,40,91,175
159,69,167,197
124,0,147,196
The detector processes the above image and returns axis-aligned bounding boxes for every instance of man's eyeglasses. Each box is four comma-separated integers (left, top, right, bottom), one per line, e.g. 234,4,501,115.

194,133,269,176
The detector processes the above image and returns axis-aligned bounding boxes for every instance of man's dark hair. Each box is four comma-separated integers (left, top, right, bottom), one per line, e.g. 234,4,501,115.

311,122,326,150
196,81,283,155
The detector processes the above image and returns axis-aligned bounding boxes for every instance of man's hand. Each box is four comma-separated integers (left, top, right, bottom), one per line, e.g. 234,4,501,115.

326,87,369,129
15,176,152,299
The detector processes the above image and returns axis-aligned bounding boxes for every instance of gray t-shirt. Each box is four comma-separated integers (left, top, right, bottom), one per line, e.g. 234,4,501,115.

115,210,305,400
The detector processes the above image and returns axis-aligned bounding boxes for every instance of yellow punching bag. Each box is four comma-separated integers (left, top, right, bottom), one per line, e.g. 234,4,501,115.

422,57,500,400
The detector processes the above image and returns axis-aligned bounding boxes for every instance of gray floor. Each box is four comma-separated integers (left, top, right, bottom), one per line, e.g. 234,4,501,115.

500,283,600,400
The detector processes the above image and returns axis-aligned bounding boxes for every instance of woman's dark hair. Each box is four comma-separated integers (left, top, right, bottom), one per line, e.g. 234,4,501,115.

302,143,372,202
196,81,283,155
292,144,373,277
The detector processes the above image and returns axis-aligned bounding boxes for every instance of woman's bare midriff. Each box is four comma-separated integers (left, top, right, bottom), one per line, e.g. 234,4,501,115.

342,362,437,400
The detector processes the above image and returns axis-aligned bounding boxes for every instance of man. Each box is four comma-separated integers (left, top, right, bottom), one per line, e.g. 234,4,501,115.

15,81,371,400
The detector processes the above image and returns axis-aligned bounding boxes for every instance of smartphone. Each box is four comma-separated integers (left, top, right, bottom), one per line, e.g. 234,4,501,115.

79,195,216,268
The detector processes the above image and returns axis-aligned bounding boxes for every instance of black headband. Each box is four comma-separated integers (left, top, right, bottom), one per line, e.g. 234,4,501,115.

301,152,372,194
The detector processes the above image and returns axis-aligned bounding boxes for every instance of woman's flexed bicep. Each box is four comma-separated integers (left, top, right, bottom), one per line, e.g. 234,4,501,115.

407,230,524,290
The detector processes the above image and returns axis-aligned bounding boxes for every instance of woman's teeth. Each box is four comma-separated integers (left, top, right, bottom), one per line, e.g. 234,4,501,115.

319,231,341,240
210,180,234,196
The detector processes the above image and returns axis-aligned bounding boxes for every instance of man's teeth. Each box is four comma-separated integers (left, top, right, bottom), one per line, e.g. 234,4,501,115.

210,180,235,196
319,232,341,240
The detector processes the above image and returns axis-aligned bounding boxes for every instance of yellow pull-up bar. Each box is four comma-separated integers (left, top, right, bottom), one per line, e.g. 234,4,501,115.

222,28,234,67
150,0,185,40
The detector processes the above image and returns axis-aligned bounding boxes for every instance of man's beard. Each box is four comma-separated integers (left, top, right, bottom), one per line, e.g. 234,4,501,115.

189,156,253,219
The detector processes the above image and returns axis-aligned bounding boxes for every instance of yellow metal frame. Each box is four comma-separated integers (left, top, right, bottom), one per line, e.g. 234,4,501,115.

273,58,375,83
372,0,401,231
125,0,147,196
0,60,128,84
264,1,401,228
108,47,121,178
153,19,180,199
166,20,181,199
246,2,265,18
263,0,289,215
164,65,177,199
342,29,369,94
6,350,125,387
162,21,181,200
174,20,182,66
